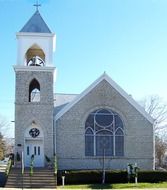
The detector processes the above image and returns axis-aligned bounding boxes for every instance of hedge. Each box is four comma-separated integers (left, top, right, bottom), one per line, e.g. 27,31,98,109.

57,170,167,185
138,171,167,183
58,170,127,185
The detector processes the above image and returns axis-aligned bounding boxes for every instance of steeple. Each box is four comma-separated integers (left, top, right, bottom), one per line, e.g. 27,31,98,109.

20,10,51,33
16,5,56,66
14,3,55,168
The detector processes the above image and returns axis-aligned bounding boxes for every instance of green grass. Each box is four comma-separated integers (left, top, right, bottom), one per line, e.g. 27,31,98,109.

58,182,167,189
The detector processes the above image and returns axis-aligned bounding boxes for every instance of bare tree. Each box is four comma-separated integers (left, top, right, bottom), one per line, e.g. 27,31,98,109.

0,115,11,137
0,115,12,160
155,136,167,167
0,132,5,160
140,95,167,167
140,95,167,133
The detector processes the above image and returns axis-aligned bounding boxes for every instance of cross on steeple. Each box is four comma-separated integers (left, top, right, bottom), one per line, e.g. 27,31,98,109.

33,0,41,11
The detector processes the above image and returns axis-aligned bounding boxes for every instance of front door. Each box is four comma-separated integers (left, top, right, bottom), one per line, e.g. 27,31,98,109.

25,140,44,167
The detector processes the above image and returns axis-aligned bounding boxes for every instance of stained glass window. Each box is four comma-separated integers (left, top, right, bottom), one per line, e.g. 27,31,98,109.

85,109,124,157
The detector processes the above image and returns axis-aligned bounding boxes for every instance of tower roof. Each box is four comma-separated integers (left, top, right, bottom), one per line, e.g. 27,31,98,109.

20,10,51,33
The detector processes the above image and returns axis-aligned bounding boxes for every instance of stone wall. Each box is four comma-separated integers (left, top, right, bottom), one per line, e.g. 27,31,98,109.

56,79,154,170
15,70,54,165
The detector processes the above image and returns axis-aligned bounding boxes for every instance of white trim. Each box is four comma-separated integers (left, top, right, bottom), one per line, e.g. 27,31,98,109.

85,127,94,134
16,32,55,38
113,133,116,156
115,127,124,135
55,73,154,124
25,137,43,141
94,134,96,156
13,65,56,72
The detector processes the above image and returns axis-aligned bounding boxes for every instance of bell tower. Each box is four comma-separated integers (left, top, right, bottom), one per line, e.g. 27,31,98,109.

14,8,56,167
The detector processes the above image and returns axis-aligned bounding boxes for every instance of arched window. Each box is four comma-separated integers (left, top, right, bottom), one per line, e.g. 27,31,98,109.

25,44,45,66
29,79,40,102
85,109,124,157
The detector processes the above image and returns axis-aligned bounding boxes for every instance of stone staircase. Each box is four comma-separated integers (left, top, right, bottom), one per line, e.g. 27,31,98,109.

5,167,57,188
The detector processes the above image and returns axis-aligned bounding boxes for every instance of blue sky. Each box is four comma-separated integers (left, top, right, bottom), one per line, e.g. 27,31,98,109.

0,0,167,137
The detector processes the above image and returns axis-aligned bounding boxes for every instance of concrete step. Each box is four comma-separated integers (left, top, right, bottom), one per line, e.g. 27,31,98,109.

5,167,57,188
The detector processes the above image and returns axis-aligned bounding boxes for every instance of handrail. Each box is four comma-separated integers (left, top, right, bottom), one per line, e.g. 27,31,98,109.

54,155,57,175
5,159,12,176
30,155,34,176
21,151,24,175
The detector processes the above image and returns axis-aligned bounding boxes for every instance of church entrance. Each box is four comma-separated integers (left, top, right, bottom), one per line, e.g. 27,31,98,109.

24,140,44,167
24,122,44,167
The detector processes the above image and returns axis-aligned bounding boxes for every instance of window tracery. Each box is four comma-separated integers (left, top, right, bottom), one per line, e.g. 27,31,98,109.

85,109,124,157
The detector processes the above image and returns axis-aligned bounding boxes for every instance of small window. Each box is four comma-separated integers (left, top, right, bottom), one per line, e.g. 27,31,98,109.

27,146,29,156
29,79,40,102
38,146,40,155
34,146,37,155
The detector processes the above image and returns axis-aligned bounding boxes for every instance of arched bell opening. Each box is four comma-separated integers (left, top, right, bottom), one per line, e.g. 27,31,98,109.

29,79,40,102
25,44,45,66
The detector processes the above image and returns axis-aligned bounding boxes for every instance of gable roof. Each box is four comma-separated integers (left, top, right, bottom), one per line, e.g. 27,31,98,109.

55,73,154,124
20,10,51,33
54,93,78,116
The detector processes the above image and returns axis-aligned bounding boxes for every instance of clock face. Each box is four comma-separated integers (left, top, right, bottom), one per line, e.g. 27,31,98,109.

29,128,40,138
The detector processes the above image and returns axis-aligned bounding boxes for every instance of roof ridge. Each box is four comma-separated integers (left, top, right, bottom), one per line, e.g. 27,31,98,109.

55,73,154,124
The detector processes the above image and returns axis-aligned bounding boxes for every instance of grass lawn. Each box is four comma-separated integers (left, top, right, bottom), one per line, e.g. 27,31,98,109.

58,182,167,189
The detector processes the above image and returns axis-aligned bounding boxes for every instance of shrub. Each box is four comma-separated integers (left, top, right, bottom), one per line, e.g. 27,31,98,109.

105,171,127,183
138,171,167,183
57,170,127,185
57,170,167,185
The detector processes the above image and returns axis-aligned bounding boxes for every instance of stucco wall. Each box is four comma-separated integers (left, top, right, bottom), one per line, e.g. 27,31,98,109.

56,79,154,170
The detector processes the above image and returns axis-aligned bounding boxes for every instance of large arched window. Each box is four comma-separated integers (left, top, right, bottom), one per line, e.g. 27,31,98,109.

29,79,40,102
85,109,124,157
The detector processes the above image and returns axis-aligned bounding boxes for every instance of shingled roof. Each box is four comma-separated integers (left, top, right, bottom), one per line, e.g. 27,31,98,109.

20,10,51,33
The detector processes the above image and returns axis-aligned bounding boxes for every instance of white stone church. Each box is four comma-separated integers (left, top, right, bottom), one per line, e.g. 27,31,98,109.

14,9,155,170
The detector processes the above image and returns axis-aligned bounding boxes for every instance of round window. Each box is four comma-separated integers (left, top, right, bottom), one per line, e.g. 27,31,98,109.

29,128,40,138
95,109,114,127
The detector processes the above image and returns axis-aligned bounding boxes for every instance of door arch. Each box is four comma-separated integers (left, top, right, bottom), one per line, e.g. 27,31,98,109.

24,122,44,167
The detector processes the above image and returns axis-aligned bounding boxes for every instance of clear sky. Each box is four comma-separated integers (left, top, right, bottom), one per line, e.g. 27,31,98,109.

0,0,167,137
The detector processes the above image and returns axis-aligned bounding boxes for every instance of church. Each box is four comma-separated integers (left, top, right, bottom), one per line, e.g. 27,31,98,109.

14,8,155,171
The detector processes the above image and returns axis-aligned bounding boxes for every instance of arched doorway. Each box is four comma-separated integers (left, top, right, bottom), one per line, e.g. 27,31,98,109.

24,122,44,167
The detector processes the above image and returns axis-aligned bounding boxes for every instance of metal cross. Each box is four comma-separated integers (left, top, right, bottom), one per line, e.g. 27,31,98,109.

33,0,41,11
